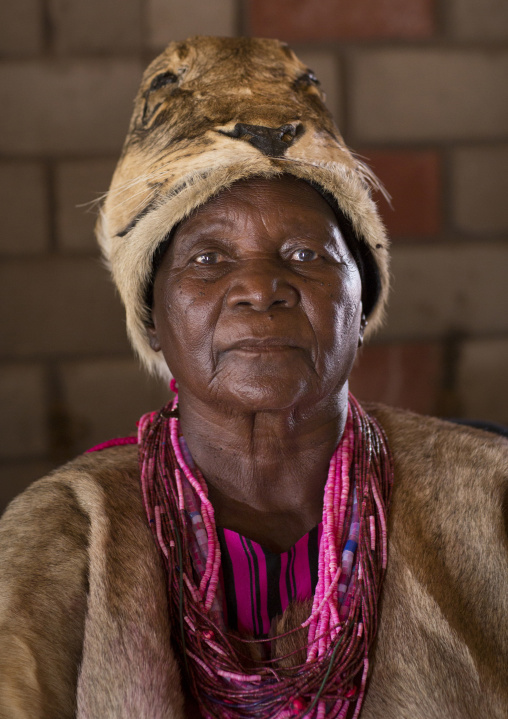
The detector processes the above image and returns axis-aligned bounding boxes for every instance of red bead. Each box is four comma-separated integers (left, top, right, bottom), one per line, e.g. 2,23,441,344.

203,629,214,641
346,687,357,698
291,697,305,713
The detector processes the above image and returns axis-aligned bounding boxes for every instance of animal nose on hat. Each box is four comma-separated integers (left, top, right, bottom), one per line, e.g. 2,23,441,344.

219,123,303,157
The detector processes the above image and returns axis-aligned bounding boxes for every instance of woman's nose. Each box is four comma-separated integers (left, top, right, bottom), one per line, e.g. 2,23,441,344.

225,261,299,312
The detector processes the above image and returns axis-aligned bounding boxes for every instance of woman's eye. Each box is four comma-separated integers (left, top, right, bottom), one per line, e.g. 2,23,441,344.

194,251,223,265
290,248,318,262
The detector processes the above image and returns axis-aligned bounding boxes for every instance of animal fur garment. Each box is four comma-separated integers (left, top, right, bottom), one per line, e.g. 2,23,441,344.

96,37,390,381
0,406,507,718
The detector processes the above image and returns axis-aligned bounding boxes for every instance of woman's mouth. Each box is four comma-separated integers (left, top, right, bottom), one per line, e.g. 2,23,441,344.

227,338,300,353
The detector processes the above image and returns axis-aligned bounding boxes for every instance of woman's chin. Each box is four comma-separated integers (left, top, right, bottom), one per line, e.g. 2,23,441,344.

212,376,322,414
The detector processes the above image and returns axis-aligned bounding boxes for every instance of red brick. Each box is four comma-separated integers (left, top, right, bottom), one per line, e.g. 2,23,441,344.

361,150,441,238
248,0,435,41
349,343,443,415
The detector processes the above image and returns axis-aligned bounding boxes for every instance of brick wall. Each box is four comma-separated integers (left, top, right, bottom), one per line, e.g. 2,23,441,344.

1,0,507,510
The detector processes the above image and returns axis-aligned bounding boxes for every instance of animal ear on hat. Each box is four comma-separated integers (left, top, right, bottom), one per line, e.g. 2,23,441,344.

141,69,183,126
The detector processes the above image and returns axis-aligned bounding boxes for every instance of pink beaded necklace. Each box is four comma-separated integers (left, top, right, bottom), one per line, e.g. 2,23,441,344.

138,387,393,718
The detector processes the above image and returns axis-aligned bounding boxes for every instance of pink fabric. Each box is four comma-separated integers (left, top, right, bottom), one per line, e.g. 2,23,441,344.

278,550,290,611
220,524,322,637
250,540,270,635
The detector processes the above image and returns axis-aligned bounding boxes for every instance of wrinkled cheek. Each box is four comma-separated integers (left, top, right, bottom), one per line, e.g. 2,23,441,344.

158,299,215,382
321,299,362,383
343,295,361,330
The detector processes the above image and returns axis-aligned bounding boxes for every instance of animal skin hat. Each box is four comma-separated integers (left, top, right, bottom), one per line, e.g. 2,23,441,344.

97,36,390,380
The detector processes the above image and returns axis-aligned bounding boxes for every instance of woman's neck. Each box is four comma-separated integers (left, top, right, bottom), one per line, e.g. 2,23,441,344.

177,385,349,552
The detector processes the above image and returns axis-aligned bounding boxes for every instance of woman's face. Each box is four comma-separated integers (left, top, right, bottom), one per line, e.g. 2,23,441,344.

149,176,363,414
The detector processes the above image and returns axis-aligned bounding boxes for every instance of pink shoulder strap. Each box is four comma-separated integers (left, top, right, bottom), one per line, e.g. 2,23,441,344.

85,436,138,453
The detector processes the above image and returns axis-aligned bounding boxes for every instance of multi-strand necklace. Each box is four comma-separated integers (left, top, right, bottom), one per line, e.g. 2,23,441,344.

138,388,393,718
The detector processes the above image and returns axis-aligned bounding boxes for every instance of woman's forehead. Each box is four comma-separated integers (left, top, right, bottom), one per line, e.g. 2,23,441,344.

178,175,339,232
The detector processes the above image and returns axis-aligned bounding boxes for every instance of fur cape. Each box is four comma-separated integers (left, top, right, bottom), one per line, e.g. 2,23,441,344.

0,404,507,718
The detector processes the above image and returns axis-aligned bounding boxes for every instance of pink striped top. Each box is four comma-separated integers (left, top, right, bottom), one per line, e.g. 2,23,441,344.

217,524,323,638
86,433,360,640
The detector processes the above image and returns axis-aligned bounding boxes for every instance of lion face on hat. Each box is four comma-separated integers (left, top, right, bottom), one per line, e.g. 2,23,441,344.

98,36,389,380
135,36,333,148
105,37,363,235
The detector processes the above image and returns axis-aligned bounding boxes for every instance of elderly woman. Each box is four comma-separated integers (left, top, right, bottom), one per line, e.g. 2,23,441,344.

0,37,507,719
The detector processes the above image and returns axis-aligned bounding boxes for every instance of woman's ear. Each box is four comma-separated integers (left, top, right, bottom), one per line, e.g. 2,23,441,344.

358,312,367,348
147,323,162,352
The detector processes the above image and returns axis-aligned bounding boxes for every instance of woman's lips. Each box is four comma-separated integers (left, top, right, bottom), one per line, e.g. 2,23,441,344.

226,337,301,353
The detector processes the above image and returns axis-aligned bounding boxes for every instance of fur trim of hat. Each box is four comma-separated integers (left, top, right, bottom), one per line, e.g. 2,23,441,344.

97,36,390,380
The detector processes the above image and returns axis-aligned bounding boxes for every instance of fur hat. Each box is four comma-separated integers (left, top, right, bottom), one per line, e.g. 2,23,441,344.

97,36,390,380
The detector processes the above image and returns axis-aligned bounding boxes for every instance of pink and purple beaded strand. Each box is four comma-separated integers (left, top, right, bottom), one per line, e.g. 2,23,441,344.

138,383,393,718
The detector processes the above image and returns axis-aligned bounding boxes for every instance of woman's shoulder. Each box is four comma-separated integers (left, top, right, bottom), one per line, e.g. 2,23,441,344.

363,401,508,544
362,401,507,536
0,442,143,567
0,444,144,576
0,445,169,718
2,443,140,523
361,403,508,718
363,401,508,483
